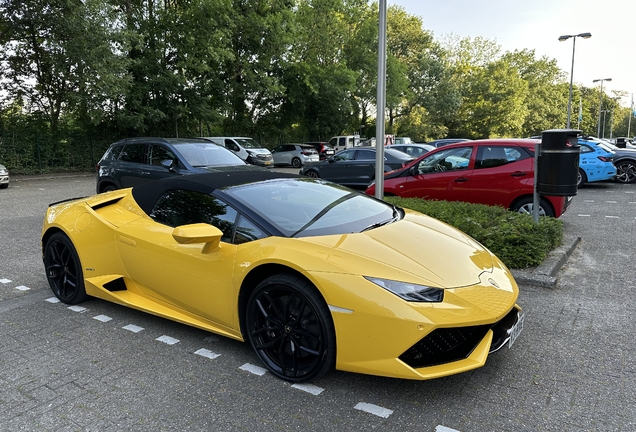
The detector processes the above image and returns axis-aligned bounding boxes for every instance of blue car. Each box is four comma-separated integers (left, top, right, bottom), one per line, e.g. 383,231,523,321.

577,138,617,186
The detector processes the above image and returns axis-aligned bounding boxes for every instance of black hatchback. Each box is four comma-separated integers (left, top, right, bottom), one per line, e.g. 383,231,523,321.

96,137,253,193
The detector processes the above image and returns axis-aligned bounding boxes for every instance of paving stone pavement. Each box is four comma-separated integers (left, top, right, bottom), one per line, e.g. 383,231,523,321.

0,175,635,431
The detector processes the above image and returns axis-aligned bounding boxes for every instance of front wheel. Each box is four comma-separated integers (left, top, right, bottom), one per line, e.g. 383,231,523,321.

43,232,88,304
615,160,636,184
245,274,336,382
577,168,587,187
512,197,555,217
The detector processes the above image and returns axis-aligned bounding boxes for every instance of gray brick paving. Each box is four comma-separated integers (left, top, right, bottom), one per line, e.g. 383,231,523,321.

1,175,635,431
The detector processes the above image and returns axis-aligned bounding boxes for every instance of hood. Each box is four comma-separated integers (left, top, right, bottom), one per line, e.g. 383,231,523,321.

301,210,493,288
246,148,272,156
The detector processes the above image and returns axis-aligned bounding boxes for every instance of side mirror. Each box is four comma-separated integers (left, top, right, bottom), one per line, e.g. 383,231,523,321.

408,165,418,176
161,159,177,172
172,223,222,254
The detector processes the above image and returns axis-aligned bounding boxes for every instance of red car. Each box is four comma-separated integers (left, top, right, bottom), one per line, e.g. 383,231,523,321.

365,139,572,217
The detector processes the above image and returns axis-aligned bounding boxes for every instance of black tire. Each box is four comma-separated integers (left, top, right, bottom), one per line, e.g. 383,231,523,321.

577,168,587,187
245,273,336,382
291,157,302,168
0,183,8,189
43,232,88,304
305,170,319,178
614,160,636,184
102,184,117,193
511,197,555,217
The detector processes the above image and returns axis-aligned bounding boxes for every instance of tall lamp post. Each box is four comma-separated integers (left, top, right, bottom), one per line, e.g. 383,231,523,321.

593,78,612,137
559,32,591,128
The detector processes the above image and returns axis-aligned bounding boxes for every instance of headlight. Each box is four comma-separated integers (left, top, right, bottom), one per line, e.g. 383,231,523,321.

365,277,444,302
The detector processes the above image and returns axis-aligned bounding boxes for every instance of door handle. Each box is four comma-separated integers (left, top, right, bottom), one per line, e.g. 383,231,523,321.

454,177,469,183
510,172,527,177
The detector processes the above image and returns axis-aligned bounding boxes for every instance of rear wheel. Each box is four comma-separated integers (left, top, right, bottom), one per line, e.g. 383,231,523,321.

305,170,319,178
577,168,587,187
245,274,336,382
512,197,555,217
615,160,636,183
43,233,88,304
291,157,302,168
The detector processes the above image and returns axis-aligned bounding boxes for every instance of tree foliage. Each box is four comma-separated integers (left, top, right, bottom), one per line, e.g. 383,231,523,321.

1,0,633,173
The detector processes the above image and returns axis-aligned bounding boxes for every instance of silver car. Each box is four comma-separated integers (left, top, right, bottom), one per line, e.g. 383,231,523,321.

271,144,319,168
0,163,9,189
386,143,435,158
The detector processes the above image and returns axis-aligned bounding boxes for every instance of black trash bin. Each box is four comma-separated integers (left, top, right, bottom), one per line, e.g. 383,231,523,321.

537,129,580,196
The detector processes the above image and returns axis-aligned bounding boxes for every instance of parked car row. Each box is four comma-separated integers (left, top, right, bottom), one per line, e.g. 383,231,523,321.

0,163,9,189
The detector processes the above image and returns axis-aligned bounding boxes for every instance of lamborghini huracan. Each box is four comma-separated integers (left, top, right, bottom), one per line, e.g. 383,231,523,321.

42,170,524,382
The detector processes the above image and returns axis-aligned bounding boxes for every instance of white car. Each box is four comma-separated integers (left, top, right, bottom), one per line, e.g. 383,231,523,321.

0,163,9,189
386,143,435,158
271,144,319,167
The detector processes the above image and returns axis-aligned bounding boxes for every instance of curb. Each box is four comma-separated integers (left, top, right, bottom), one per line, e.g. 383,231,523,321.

511,234,582,289
11,173,94,182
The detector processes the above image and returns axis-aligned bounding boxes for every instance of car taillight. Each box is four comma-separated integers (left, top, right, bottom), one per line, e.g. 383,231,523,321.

96,164,100,172
597,156,613,162
301,151,312,155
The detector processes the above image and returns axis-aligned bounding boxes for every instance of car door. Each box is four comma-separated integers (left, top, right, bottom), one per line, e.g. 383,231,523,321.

116,143,150,188
271,144,287,165
145,144,182,181
319,149,356,183
115,189,240,327
349,149,377,186
398,146,474,202
468,144,532,208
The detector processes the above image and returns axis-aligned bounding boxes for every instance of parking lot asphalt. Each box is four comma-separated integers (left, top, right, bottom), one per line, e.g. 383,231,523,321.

1,173,635,431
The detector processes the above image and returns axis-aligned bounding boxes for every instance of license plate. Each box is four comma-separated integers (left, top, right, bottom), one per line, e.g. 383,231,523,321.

326,151,334,154
508,313,524,349
264,161,272,165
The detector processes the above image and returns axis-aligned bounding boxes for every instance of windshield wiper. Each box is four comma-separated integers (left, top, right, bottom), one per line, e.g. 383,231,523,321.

361,206,400,232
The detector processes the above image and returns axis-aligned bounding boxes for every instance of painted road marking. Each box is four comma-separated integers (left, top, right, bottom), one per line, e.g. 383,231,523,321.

156,335,180,345
584,200,594,202
93,314,112,322
123,324,144,333
195,348,221,360
15,285,30,291
354,402,393,418
605,216,619,219
239,363,267,376
578,214,591,217
606,201,617,203
0,278,12,284
68,305,87,312
292,383,324,395
45,297,60,303
436,426,461,432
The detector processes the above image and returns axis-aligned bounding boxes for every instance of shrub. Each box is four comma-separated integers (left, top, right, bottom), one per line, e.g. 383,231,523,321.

384,197,563,269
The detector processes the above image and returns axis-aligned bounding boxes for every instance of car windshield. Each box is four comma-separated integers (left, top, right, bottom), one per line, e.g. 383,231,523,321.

225,178,399,238
175,143,245,167
236,138,263,149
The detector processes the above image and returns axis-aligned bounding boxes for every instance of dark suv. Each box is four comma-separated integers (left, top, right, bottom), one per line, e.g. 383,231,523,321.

303,142,335,160
96,137,251,193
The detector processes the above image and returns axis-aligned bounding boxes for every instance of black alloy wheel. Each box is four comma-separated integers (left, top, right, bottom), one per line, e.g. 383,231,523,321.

245,274,336,382
305,170,319,178
44,233,88,304
292,157,302,168
577,168,587,187
615,160,636,184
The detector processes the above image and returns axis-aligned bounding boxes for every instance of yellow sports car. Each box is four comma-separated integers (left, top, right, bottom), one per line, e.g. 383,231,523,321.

42,170,523,382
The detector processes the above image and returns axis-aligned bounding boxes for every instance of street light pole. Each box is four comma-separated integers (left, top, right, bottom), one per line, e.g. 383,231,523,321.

559,32,591,129
593,78,612,138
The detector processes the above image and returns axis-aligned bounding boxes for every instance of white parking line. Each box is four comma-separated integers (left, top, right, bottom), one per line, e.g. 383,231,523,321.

123,324,144,333
354,402,393,418
45,297,60,303
195,348,221,360
606,201,617,203
93,314,112,322
625,191,635,194
239,363,267,376
578,214,591,217
605,215,619,219
15,285,30,291
156,335,180,345
0,278,12,284
436,426,461,432
68,306,87,312
292,383,324,395
584,200,594,203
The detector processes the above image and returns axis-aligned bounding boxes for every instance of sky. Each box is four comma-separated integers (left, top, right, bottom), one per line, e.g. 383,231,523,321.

389,0,636,107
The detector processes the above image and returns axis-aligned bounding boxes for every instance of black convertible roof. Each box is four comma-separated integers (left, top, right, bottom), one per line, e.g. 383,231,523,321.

132,170,300,215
